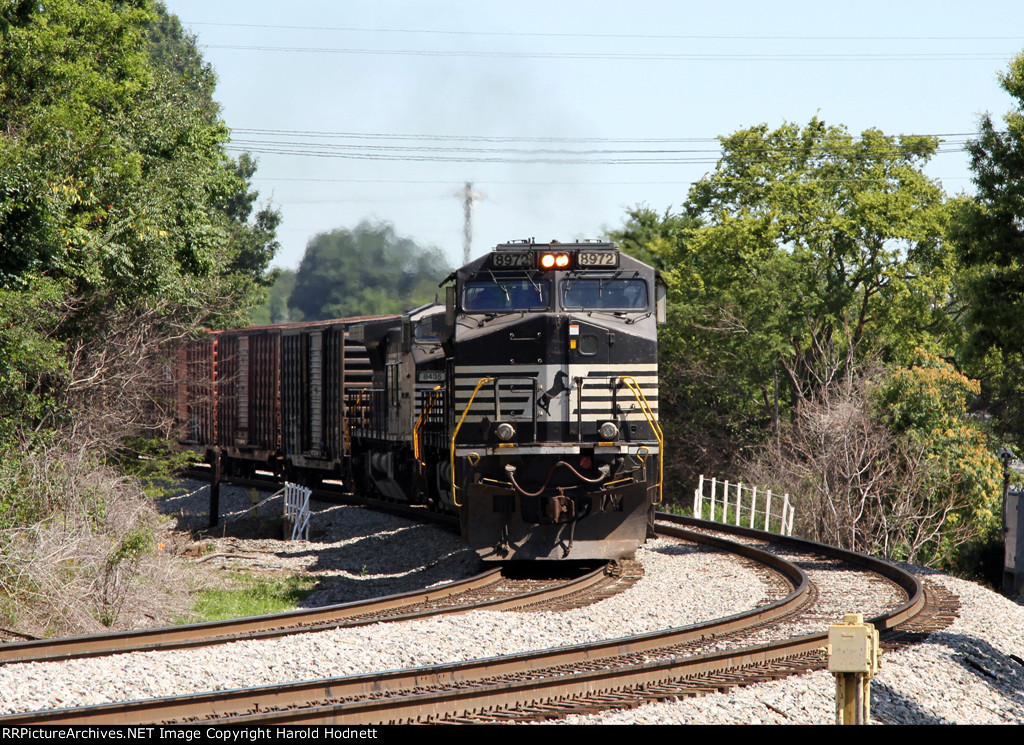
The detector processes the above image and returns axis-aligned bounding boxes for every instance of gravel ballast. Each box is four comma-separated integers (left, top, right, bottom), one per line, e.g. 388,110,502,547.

562,572,1024,725
1,482,1022,724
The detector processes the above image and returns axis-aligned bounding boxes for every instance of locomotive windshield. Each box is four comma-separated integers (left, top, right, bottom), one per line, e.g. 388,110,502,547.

463,279,549,311
561,278,648,310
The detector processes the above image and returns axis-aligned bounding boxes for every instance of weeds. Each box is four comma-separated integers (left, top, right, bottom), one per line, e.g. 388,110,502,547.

180,573,315,623
0,438,191,636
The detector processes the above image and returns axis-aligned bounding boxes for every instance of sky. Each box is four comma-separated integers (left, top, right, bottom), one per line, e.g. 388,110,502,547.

162,0,1024,271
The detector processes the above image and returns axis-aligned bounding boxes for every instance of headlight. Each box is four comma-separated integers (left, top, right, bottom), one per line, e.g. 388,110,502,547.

598,421,619,440
495,422,516,441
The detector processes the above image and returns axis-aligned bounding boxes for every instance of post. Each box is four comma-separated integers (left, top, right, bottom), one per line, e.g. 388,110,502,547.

828,613,879,725
735,482,743,525
695,474,704,518
1000,449,1022,595
764,489,772,531
750,486,758,528
710,477,718,522
208,448,221,529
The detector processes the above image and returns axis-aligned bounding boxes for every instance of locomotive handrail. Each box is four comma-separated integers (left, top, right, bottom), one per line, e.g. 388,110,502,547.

344,387,369,455
619,375,664,505
571,373,663,505
413,386,443,468
449,376,496,507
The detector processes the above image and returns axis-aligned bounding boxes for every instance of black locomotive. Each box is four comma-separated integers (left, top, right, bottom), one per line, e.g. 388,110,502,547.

176,240,664,561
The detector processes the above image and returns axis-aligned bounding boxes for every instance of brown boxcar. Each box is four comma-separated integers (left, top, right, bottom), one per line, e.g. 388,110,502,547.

214,325,284,472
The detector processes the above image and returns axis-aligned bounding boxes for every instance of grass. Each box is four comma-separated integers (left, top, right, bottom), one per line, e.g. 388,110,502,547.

179,573,316,623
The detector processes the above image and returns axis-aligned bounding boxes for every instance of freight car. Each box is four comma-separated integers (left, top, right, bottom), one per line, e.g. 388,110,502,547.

175,239,665,561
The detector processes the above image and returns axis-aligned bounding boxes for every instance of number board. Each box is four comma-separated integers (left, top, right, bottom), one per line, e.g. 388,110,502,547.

491,252,532,269
577,251,619,268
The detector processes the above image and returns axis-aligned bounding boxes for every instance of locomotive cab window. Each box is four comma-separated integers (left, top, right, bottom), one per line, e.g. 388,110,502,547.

463,280,549,311
561,279,648,311
414,322,439,342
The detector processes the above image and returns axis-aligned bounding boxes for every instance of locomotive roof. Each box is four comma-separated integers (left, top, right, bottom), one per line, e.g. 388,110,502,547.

492,239,615,251
195,312,404,339
453,239,653,279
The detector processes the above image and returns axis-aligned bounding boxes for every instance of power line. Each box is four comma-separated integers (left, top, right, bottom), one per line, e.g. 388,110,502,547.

228,138,723,156
231,128,718,144
230,127,980,141
223,132,980,165
265,176,974,203
183,21,1024,43
252,178,703,185
201,44,1014,62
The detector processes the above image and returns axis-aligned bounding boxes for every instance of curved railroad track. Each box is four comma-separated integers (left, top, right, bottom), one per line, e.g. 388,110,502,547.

0,561,641,667
0,515,955,725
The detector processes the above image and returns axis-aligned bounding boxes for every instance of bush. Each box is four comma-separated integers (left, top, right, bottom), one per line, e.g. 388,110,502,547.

0,437,189,635
744,359,1002,572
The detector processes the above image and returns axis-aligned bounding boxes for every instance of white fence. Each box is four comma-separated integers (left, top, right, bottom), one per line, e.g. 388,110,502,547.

692,475,794,536
283,482,312,541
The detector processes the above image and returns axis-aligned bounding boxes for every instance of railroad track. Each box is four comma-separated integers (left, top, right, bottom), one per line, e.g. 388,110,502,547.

0,516,955,725
0,562,634,667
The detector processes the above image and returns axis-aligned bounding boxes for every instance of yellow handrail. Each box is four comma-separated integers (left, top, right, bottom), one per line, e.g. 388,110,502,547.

448,376,495,507
619,376,664,505
445,374,660,508
413,385,443,468
344,387,369,454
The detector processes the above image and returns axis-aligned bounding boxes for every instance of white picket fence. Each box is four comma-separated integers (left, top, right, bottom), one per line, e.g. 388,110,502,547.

692,475,794,536
283,482,312,541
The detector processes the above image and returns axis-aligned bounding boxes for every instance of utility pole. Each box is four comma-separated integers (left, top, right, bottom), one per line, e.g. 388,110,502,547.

458,182,484,264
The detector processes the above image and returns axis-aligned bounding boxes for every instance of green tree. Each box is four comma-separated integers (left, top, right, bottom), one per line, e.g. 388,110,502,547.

248,268,300,325
683,119,953,408
877,353,1002,533
291,221,451,320
0,0,282,635
0,0,279,452
749,356,1000,570
612,119,957,489
953,51,1024,449
0,0,278,313
606,205,698,273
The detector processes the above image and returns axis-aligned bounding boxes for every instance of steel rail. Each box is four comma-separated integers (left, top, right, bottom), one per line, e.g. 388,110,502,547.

228,635,832,724
0,563,617,666
2,529,811,725
226,518,926,725
2,519,927,725
0,568,499,666
658,514,926,631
